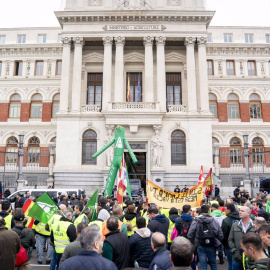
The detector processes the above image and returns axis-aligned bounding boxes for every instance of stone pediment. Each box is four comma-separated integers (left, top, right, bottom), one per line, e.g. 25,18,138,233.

82,52,104,63
124,51,144,62
165,52,186,63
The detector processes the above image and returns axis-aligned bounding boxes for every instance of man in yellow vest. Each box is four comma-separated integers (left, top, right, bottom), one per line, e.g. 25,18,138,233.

50,210,76,270
139,202,149,218
73,203,89,228
0,201,14,229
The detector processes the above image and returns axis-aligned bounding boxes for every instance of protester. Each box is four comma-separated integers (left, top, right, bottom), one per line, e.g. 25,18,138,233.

15,194,24,209
211,203,225,226
60,222,88,265
0,201,15,229
0,216,21,270
12,213,35,270
129,216,154,268
148,206,169,239
221,203,240,270
181,185,189,193
50,210,76,270
175,205,193,238
214,185,220,198
4,188,11,198
102,217,129,270
169,236,194,270
228,206,255,270
167,207,179,248
70,193,78,208
149,232,173,270
22,191,30,205
187,204,223,270
123,204,137,237
110,204,127,234
174,185,180,193
254,217,268,232
258,225,270,257
59,225,117,270
73,203,89,228
233,186,240,197
241,233,269,270
138,202,148,218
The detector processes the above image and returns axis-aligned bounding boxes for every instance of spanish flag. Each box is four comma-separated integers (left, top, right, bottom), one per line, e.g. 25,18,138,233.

22,199,35,229
204,168,214,196
127,74,130,102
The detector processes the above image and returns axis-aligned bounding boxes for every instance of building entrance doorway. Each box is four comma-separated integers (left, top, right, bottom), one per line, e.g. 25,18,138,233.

124,152,147,192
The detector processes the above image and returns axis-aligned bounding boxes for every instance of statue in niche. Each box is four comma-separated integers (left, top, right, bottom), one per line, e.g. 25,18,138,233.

104,126,114,167
151,126,163,167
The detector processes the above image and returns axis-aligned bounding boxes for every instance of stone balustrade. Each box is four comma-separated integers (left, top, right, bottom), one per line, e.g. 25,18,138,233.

111,102,158,111
167,105,187,113
82,105,101,112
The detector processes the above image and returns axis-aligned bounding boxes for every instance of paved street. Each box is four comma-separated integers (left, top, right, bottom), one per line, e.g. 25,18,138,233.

29,248,229,270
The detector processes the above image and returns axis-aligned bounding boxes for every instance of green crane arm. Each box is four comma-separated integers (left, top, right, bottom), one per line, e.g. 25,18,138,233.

124,139,138,164
92,139,115,159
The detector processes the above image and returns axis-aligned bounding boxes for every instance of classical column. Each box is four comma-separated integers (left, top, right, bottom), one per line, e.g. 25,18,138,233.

71,37,85,113
114,36,125,102
59,37,72,113
144,36,154,102
102,37,113,111
156,36,166,111
197,37,209,113
185,37,197,113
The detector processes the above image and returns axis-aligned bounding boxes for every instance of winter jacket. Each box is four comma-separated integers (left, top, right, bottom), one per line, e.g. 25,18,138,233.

70,197,78,207
211,209,225,227
0,211,15,229
147,214,170,239
59,250,118,270
103,230,130,270
228,219,255,263
175,214,193,237
149,247,173,270
187,214,223,248
251,258,269,270
0,227,21,270
12,225,36,260
60,237,82,265
221,211,240,248
129,227,154,268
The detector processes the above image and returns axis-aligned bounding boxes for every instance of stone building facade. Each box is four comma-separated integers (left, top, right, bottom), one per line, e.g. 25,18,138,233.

0,0,269,194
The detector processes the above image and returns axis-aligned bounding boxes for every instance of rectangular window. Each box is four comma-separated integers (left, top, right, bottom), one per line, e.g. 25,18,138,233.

0,35,6,44
52,103,59,118
207,60,214,75
6,148,18,163
226,60,235,75
166,73,182,109
230,148,242,164
252,148,263,164
82,142,97,165
56,60,62,75
58,34,63,43
37,34,47,43
9,104,21,118
207,33,212,42
31,103,42,118
228,104,239,118
35,61,44,76
224,33,233,43
209,104,217,118
14,61,23,76
250,103,261,118
266,35,270,43
87,73,103,106
126,72,142,102
28,148,40,163
17,35,26,44
245,34,254,43
248,61,256,76
0,62,2,75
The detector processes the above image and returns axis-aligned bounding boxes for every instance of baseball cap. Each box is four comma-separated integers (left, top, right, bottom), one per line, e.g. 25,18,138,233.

14,214,25,222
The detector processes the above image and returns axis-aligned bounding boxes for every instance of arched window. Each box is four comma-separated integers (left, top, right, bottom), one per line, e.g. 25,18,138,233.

28,137,40,163
249,93,261,119
252,137,264,164
227,93,239,119
209,93,217,118
6,137,18,163
31,93,43,118
230,137,242,164
50,137,56,143
171,130,186,165
52,94,60,118
82,130,97,165
9,94,21,118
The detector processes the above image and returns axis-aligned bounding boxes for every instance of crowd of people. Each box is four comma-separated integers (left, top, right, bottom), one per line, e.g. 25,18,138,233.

0,186,270,270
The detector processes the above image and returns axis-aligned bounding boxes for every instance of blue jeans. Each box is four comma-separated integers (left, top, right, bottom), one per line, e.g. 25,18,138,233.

50,249,62,270
225,247,233,270
197,245,217,270
232,261,244,270
36,234,53,262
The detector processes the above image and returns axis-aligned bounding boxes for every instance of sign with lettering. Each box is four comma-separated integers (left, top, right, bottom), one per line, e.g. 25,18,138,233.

103,25,166,31
147,180,204,209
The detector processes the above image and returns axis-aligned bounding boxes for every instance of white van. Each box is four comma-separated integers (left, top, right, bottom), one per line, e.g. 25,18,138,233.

7,188,83,204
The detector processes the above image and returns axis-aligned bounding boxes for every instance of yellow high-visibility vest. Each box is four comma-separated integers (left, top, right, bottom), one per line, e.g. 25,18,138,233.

89,220,103,231
4,215,12,229
160,209,170,218
47,214,62,232
74,214,89,228
123,217,137,237
52,221,71,254
167,219,175,243
140,210,148,218
35,222,50,236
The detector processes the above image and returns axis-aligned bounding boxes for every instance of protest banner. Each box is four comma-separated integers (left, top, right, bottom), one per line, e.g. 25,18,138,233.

147,180,204,209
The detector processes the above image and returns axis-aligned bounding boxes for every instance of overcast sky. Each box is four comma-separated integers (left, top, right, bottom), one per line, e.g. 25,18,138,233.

0,0,269,28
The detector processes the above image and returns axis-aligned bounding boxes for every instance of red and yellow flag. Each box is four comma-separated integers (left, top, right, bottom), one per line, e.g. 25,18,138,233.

204,168,213,196
22,199,35,229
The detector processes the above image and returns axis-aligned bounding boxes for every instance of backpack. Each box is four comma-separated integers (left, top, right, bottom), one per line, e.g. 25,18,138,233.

197,219,216,247
180,218,191,237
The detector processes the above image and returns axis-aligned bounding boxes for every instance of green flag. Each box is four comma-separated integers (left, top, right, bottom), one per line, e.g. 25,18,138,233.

86,188,99,221
266,200,270,213
28,192,59,224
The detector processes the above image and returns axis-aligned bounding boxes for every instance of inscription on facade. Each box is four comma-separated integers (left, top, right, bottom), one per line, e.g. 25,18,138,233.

103,25,166,31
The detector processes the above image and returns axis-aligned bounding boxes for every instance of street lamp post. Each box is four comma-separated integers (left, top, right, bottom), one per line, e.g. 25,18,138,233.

17,134,25,189
47,142,56,187
243,134,250,180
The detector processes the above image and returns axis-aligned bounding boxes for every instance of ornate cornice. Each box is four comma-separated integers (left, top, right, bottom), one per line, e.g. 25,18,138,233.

184,37,196,46
102,36,113,45
143,36,154,46
114,36,125,45
156,36,166,45
61,37,72,46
